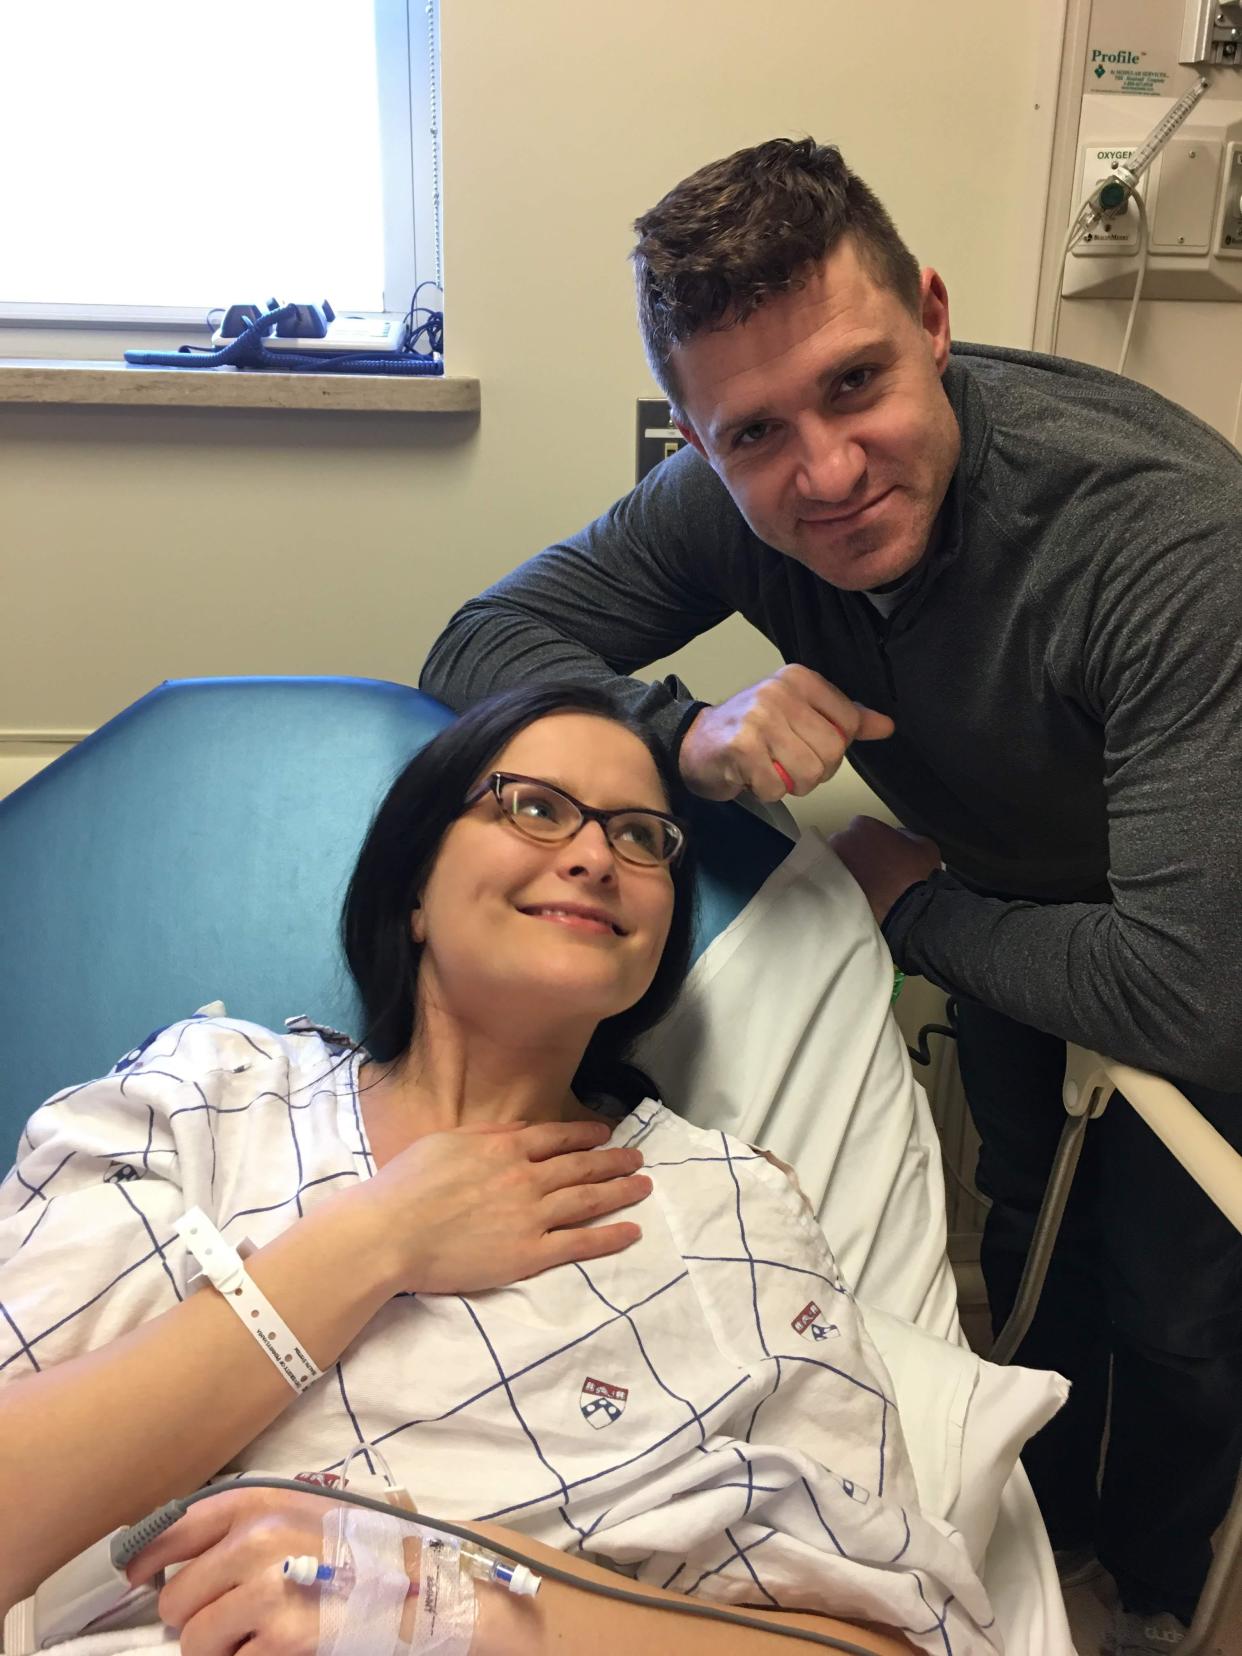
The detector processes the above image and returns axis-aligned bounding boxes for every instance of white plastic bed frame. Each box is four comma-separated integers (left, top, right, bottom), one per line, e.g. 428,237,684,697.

992,1046,1242,1656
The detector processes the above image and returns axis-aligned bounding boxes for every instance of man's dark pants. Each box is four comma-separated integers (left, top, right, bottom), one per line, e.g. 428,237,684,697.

954,998,1242,1624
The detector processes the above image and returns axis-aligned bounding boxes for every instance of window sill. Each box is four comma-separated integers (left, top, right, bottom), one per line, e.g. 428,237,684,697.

0,358,479,415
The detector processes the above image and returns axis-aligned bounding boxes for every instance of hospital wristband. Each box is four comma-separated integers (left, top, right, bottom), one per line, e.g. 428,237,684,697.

175,1207,323,1395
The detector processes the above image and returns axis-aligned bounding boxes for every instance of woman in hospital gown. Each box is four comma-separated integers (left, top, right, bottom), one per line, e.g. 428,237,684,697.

0,684,998,1655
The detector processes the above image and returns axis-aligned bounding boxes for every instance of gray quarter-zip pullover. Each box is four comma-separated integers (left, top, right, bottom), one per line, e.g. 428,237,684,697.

422,344,1242,1088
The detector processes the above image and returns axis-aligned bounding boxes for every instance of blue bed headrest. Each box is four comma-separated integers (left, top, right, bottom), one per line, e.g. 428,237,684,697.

0,677,791,1153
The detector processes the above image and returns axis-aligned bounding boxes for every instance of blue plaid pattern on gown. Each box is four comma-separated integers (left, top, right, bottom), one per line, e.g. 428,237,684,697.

0,1020,999,1654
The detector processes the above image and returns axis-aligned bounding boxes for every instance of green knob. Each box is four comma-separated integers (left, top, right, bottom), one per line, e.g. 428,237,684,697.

1099,179,1128,213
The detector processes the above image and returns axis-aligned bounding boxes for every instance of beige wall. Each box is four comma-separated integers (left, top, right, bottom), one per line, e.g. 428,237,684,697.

0,1,1065,828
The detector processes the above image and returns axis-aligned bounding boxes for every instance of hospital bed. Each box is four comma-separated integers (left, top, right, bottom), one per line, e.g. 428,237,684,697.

0,675,1235,1654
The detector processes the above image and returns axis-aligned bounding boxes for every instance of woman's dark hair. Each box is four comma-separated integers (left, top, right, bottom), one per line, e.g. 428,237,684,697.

341,683,697,1102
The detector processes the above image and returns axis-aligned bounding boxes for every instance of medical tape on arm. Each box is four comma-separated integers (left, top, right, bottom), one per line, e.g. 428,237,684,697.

409,1532,476,1656
312,1505,476,1656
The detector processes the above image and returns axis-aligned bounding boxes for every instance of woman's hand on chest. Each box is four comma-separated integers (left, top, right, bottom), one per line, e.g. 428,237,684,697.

354,1118,653,1296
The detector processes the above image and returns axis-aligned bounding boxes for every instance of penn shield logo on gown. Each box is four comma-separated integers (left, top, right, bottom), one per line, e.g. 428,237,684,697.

581,1376,628,1429
792,1301,840,1342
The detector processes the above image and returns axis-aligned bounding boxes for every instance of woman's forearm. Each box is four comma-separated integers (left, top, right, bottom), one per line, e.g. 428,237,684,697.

0,1185,402,1614
467,1522,915,1656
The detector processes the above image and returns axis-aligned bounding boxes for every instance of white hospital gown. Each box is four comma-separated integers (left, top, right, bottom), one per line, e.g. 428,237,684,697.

0,1017,999,1654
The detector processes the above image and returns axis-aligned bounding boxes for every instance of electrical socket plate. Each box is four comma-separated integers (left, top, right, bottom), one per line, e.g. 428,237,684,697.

636,398,687,483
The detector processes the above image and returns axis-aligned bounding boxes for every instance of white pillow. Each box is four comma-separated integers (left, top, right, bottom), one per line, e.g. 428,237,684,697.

862,1304,1068,1570
636,827,959,1328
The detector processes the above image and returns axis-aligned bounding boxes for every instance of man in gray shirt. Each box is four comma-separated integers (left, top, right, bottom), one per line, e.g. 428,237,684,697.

422,137,1241,1650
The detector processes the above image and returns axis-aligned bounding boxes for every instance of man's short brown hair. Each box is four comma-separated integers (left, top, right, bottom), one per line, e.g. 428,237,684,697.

632,137,921,414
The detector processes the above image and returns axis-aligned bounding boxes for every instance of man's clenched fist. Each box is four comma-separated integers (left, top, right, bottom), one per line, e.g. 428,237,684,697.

679,664,894,802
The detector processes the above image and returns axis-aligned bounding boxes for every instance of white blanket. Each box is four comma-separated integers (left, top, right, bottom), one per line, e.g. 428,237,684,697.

1,1018,1001,1653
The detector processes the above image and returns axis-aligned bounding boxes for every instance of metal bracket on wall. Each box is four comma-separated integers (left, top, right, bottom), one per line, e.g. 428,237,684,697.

1181,0,1242,66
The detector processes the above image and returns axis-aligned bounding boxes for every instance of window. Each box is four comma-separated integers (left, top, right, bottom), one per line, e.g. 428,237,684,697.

0,0,440,327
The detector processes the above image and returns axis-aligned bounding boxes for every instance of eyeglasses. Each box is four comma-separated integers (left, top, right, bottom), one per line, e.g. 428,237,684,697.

463,772,688,868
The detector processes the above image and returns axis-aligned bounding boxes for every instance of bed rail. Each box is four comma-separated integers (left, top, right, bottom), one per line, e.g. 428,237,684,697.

989,1047,1242,1656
